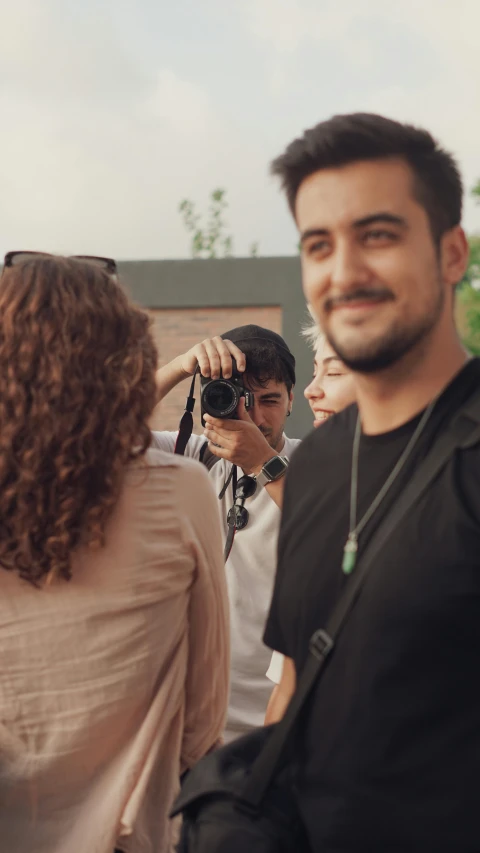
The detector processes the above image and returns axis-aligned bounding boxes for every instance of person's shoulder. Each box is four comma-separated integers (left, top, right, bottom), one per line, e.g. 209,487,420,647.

128,449,217,525
461,356,480,384
143,446,210,481
456,381,480,523
150,430,176,453
120,452,217,555
282,435,302,458
150,430,205,459
126,449,213,500
290,403,358,467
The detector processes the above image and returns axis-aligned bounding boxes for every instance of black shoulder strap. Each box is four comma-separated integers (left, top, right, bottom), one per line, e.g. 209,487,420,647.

239,386,480,812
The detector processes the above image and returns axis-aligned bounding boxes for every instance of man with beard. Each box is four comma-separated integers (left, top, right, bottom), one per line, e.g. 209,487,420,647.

152,325,300,742
264,113,480,851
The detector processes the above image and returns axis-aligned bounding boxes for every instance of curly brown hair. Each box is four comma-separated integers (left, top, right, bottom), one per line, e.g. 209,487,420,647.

0,256,158,585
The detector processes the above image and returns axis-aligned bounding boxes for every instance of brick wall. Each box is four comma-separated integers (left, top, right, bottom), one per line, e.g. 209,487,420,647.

149,305,282,432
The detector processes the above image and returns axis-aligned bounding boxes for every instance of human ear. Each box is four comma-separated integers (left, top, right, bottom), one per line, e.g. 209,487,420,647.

441,226,470,290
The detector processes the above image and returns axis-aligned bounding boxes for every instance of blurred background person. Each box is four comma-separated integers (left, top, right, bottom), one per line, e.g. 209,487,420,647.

303,318,358,429
153,326,300,742
265,317,356,722
0,253,229,853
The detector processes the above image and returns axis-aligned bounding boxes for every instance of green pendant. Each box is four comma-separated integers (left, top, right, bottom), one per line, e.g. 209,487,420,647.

342,534,358,575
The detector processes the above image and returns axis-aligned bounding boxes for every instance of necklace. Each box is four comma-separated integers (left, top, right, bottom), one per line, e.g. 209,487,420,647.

342,399,437,575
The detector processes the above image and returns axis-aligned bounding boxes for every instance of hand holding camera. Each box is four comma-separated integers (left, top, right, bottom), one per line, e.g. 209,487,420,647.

175,335,278,474
179,336,246,381
201,359,254,421
203,398,278,475
180,335,254,423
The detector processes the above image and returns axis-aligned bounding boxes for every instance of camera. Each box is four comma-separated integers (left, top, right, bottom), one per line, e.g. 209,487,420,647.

200,360,254,423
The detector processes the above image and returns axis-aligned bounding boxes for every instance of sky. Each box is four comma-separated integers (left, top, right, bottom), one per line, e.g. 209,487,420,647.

0,0,479,260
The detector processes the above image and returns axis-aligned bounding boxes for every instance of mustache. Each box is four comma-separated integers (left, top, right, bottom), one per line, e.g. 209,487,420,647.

325,287,395,312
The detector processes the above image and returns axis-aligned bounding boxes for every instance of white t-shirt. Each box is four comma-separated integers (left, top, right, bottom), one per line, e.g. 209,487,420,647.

266,650,285,684
150,430,301,741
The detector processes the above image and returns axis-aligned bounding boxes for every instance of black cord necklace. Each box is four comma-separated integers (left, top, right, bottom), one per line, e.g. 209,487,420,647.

343,398,438,575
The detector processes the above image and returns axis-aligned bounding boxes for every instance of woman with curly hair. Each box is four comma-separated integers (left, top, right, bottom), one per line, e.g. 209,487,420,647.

0,253,229,853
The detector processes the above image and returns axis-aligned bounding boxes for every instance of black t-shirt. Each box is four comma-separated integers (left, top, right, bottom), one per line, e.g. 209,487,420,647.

265,359,480,853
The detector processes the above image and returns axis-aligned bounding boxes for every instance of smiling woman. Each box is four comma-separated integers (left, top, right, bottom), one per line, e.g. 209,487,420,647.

302,319,356,427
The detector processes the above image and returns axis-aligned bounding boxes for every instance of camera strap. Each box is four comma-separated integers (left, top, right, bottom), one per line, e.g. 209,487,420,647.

174,369,238,499
174,369,255,564
174,371,197,455
224,470,258,562
223,465,238,562
218,464,235,500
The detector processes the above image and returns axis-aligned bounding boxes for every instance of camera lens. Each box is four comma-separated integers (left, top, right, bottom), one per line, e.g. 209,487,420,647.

202,380,239,418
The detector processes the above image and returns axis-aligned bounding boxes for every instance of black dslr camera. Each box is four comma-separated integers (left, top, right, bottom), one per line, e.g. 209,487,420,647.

201,360,254,423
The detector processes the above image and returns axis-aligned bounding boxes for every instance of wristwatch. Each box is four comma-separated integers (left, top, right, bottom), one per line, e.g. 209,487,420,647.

254,455,289,488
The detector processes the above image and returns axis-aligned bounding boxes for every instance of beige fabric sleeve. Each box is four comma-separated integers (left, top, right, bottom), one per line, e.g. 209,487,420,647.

176,460,230,770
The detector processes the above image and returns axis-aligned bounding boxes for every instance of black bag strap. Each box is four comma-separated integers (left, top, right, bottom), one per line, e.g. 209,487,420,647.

238,386,480,812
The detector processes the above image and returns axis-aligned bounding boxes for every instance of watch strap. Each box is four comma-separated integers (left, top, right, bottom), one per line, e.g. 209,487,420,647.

255,455,289,488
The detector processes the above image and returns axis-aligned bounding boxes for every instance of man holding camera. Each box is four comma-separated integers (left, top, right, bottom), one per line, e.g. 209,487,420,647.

152,325,300,741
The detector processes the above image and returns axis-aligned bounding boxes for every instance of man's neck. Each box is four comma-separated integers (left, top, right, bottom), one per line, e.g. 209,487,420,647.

354,334,469,436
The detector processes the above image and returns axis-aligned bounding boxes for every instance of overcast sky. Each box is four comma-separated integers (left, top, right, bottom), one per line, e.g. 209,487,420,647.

0,0,479,260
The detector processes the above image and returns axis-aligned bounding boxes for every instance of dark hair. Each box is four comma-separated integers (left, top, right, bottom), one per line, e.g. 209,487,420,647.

0,256,158,585
271,112,463,244
242,340,294,394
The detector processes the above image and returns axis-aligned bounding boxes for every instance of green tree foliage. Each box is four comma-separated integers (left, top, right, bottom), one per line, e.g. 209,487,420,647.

460,235,480,355
179,189,259,258
462,234,480,287
459,182,480,354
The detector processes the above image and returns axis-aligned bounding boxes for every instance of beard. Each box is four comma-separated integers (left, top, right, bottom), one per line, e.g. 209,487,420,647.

324,280,445,374
260,425,285,450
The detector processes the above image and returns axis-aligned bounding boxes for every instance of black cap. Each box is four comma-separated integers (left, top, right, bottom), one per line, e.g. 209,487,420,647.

221,324,296,385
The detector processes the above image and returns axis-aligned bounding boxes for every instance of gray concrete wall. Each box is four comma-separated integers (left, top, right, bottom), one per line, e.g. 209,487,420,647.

119,257,313,439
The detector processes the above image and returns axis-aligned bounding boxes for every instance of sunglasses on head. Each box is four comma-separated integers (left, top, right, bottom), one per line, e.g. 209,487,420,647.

3,251,117,276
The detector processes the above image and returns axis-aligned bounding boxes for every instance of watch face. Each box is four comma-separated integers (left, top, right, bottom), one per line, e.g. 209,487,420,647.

265,456,287,479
